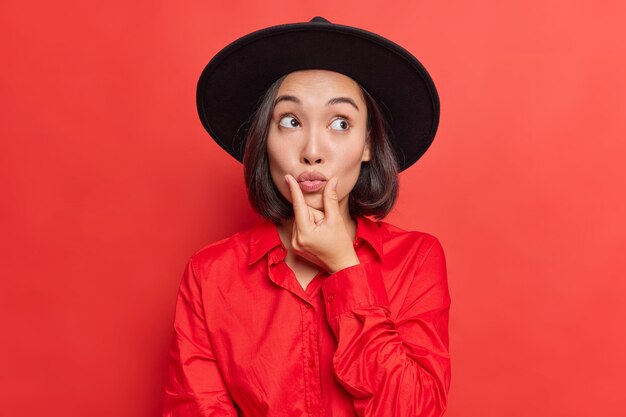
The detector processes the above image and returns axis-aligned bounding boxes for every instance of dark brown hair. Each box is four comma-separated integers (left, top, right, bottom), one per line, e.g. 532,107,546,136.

243,74,399,223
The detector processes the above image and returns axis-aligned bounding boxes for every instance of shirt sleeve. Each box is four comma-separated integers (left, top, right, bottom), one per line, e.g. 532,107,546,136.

163,258,238,417
321,238,451,417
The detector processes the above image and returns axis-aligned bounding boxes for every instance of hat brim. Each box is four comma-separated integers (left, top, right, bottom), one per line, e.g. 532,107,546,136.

197,19,439,171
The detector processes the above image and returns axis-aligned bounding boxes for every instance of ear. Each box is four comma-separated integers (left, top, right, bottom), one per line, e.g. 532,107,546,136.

361,132,372,162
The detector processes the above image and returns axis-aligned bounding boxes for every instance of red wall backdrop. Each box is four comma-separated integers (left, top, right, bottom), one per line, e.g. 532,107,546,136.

1,1,625,416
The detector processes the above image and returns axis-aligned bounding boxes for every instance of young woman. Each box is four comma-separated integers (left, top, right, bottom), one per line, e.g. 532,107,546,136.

163,17,451,417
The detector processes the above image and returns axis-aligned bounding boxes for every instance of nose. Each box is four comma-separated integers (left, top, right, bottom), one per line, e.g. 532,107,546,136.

301,127,324,165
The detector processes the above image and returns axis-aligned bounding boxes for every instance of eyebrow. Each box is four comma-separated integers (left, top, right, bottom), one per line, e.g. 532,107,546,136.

274,95,360,111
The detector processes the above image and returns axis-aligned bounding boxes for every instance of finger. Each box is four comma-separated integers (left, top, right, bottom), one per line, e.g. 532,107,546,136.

322,177,340,222
309,207,325,225
284,175,311,227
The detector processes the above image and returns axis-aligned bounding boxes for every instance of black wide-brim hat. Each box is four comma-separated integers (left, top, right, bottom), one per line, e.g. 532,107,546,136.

197,16,439,172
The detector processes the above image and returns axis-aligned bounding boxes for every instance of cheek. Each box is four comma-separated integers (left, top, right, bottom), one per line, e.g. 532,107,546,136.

336,147,367,196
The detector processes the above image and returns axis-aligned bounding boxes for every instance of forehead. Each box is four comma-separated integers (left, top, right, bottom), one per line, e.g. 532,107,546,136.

277,69,365,102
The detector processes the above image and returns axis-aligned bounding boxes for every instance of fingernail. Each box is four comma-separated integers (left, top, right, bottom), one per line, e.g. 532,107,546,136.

332,178,338,190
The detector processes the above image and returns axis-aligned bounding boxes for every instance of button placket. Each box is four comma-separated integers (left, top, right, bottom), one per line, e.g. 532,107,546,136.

302,298,322,414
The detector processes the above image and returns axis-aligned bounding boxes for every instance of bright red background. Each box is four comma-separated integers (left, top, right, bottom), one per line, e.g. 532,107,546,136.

1,1,625,416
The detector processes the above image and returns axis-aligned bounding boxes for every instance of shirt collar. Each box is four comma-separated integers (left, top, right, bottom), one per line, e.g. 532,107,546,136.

355,216,384,260
247,216,384,265
248,219,284,265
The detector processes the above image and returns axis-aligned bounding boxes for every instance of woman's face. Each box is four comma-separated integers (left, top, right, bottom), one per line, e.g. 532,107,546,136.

266,69,371,214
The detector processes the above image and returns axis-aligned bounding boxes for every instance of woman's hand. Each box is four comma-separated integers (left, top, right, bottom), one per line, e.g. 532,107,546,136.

285,174,360,273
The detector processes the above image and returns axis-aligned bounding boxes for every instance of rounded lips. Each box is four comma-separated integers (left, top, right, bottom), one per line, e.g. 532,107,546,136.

297,171,327,193
297,171,327,182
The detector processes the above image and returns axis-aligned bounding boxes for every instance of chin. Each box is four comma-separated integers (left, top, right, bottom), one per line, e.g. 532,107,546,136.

303,194,324,211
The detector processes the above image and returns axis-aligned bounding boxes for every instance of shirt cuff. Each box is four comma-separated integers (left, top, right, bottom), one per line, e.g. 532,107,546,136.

321,263,390,321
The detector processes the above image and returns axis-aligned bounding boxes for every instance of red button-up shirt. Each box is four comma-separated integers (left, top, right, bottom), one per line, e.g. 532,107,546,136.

163,216,451,417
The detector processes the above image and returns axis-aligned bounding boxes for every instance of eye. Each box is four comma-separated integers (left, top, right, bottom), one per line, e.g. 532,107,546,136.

278,115,300,128
329,118,350,131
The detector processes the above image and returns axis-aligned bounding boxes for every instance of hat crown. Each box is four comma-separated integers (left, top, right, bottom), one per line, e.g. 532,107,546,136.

309,16,331,23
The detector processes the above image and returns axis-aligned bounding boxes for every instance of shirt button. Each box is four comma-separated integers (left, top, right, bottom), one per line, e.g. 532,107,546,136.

326,293,335,302
304,303,311,309
308,358,315,368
